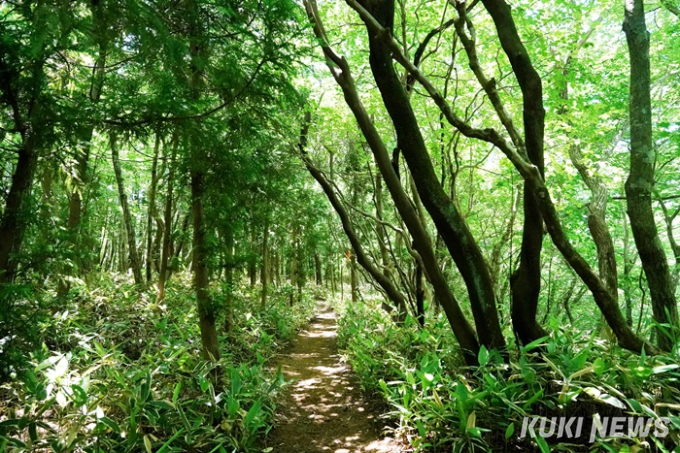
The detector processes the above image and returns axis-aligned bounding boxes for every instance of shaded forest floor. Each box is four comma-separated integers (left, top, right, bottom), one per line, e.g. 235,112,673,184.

263,306,401,453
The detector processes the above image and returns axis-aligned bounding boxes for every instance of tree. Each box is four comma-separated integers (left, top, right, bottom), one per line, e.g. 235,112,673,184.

623,0,679,351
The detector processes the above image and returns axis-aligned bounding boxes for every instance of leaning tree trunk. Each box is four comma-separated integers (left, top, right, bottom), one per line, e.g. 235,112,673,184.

303,0,481,364
623,0,678,352
110,133,144,286
354,0,505,351
342,0,654,354
300,146,409,317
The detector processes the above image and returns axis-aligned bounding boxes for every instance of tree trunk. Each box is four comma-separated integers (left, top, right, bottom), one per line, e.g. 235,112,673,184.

260,213,270,310
0,144,37,283
416,262,425,327
314,252,322,285
168,211,190,280
145,136,161,284
622,214,637,326
191,169,220,361
330,260,336,293
303,1,481,364
274,249,281,287
157,139,177,302
452,0,548,346
347,0,653,354
350,252,359,303
224,227,234,333
186,0,220,362
623,0,678,351
375,173,392,276
249,225,257,287
292,220,302,302
110,133,143,286
354,0,505,350
67,3,108,273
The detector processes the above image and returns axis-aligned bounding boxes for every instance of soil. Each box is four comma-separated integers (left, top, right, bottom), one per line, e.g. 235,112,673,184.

263,306,402,453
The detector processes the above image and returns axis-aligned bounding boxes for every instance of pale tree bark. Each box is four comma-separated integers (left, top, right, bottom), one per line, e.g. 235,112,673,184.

560,26,619,313
350,252,359,302
623,0,679,351
110,133,144,286
622,213,638,326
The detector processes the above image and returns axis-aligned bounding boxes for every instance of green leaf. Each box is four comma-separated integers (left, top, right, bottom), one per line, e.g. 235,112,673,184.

478,346,489,367
652,364,679,374
244,400,262,429
143,435,153,453
173,382,182,404
141,372,151,402
521,336,549,353
98,416,121,433
505,422,515,439
156,429,185,453
592,358,606,375
583,387,626,410
535,435,551,453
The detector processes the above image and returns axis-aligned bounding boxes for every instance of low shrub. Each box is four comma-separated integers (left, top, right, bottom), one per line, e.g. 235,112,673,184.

337,302,680,452
0,274,315,453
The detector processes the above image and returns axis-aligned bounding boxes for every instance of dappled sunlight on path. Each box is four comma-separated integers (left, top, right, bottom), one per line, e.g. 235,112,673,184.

264,308,401,453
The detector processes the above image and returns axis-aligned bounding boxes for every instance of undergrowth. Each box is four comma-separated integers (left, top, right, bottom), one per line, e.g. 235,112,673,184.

337,301,680,453
0,274,316,453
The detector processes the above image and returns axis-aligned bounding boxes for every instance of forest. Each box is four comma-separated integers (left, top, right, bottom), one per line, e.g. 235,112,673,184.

0,0,679,452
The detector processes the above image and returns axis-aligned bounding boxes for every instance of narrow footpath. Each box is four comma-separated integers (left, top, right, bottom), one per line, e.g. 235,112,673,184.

263,307,400,453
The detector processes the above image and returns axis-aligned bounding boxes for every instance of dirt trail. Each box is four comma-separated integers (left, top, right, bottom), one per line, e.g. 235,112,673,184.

263,307,400,453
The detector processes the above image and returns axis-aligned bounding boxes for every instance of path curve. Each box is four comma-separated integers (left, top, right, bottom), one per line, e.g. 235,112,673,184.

264,307,400,453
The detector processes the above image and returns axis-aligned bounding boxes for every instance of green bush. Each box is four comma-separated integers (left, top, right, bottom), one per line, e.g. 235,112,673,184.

0,284,50,381
0,274,315,453
337,302,680,452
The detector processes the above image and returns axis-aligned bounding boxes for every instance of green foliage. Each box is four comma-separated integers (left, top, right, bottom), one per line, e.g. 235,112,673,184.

338,302,680,452
0,285,50,381
0,275,315,452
